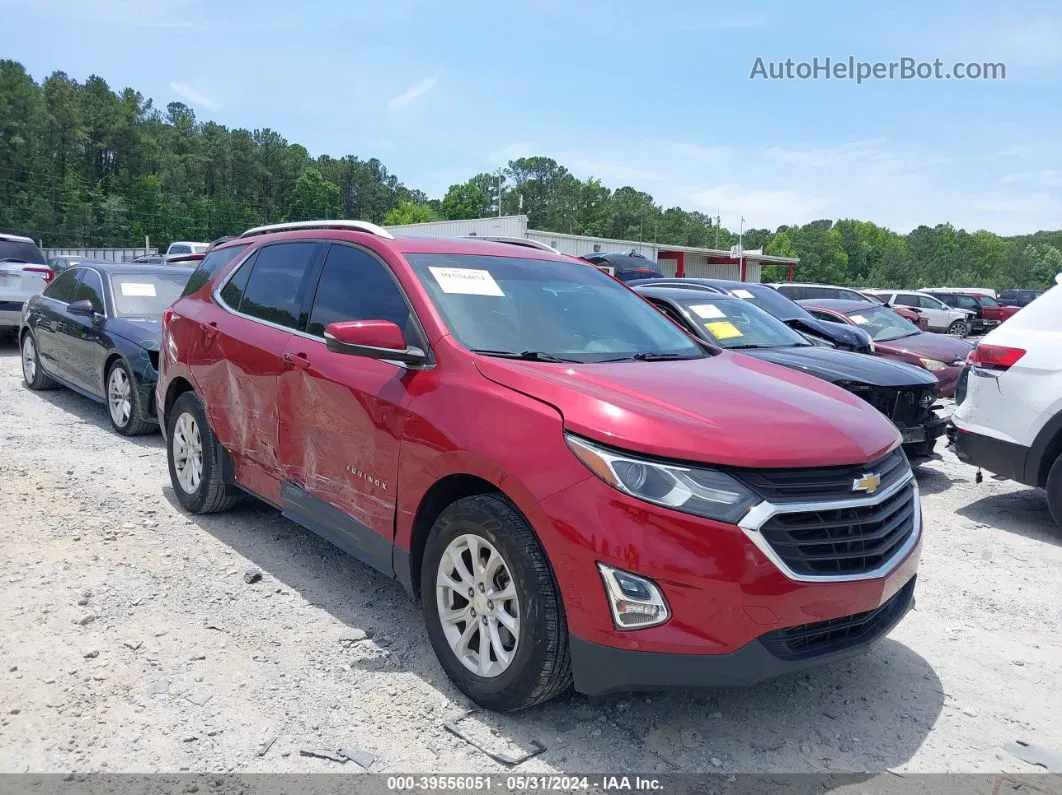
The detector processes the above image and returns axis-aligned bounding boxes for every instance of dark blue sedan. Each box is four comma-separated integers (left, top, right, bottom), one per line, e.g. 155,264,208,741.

19,263,194,435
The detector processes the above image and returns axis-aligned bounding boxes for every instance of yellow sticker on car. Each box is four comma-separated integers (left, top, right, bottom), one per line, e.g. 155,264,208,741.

705,321,743,339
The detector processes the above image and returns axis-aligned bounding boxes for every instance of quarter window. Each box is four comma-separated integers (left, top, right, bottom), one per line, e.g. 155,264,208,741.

43,269,80,303
182,244,249,297
237,243,318,329
73,270,105,312
307,245,415,338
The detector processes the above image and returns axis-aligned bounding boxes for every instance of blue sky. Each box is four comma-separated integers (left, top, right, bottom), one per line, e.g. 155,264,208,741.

4,0,1061,234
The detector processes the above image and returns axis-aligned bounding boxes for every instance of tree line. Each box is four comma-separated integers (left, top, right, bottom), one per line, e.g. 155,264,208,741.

1,60,1057,290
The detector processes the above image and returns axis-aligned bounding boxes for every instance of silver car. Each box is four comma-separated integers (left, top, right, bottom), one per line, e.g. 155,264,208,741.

0,233,52,333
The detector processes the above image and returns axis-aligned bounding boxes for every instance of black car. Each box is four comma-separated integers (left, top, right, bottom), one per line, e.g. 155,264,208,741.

627,277,875,354
998,289,1042,307
580,251,664,282
20,263,194,436
47,256,113,274
635,286,945,458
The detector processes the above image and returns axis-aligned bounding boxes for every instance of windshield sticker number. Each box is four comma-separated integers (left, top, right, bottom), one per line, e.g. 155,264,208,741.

849,314,869,325
429,267,504,296
120,283,156,297
732,289,754,299
690,304,726,320
705,321,743,339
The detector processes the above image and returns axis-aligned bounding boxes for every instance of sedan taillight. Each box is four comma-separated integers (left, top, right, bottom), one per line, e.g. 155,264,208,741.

971,343,1025,371
23,266,55,285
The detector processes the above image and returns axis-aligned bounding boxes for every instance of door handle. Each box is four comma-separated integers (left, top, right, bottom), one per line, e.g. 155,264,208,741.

282,352,310,370
200,321,219,341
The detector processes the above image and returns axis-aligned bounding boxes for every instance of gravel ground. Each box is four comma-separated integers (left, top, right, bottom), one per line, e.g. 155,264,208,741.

0,335,1060,776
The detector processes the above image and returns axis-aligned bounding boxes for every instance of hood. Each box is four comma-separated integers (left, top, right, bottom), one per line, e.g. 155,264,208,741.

876,331,972,364
789,317,871,348
474,353,899,469
108,317,162,350
740,346,938,387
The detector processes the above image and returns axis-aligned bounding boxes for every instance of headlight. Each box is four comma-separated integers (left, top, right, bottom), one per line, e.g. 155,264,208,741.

565,434,759,523
919,357,949,371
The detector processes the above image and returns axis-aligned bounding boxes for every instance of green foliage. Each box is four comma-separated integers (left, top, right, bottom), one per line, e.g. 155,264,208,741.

0,58,1059,290
382,199,439,226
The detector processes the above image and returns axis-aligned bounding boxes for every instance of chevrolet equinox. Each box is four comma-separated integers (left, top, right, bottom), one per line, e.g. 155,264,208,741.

157,220,922,711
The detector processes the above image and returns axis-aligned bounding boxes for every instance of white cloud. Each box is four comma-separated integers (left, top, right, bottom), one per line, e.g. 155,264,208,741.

688,184,832,228
1001,170,1062,187
570,160,667,184
170,81,219,111
489,142,537,166
386,76,439,110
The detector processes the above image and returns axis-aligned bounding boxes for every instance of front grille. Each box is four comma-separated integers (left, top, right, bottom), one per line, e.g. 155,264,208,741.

859,386,933,427
731,448,909,503
758,481,916,576
761,576,916,661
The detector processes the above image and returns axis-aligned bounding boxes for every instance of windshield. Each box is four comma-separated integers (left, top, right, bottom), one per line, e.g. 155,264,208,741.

407,254,705,363
674,296,810,349
108,271,192,318
0,239,45,265
729,284,817,322
845,306,921,341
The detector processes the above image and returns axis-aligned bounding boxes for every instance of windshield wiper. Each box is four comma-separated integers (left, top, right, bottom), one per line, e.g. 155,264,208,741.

471,349,578,363
726,343,777,350
599,351,695,362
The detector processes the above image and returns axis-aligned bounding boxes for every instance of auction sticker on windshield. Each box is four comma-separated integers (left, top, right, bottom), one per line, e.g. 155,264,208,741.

429,267,504,296
732,289,754,299
690,304,726,319
705,321,743,339
120,283,157,297
850,314,868,325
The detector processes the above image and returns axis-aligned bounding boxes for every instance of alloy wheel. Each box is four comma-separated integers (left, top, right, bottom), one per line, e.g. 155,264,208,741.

22,335,36,382
172,412,204,494
436,533,521,678
107,367,133,427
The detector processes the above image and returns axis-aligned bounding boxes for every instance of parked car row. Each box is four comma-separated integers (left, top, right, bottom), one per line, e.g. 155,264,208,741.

18,220,930,714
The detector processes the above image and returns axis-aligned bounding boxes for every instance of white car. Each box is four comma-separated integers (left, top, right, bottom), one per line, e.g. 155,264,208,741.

952,274,1062,528
0,233,53,333
864,289,975,336
165,241,209,257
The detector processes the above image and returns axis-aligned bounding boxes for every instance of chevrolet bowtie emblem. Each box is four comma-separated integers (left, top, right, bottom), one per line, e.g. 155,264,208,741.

852,472,882,494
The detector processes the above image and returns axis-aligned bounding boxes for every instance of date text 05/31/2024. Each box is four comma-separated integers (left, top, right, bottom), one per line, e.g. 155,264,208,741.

386,776,665,791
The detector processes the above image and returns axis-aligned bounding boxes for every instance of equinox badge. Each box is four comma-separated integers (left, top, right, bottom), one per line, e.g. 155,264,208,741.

852,472,882,494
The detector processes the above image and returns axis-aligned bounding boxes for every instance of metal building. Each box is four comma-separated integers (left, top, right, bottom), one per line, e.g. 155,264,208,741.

384,215,799,282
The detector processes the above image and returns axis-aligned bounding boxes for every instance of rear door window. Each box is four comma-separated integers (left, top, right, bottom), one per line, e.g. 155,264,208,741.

236,242,320,329
43,269,80,303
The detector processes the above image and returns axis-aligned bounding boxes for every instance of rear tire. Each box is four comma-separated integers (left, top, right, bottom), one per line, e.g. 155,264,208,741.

106,360,155,436
421,494,572,711
1046,455,1062,531
947,319,970,337
166,391,242,514
21,331,58,390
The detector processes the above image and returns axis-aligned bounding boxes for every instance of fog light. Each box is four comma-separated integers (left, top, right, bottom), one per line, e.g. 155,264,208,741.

597,563,670,630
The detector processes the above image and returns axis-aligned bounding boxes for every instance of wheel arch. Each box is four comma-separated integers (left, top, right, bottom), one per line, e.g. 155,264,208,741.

162,376,196,430
1028,412,1062,487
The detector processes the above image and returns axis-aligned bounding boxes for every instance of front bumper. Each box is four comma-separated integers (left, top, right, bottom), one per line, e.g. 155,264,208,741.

571,576,916,695
537,469,922,691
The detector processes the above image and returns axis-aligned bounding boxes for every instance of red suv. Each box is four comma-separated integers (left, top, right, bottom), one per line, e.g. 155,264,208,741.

157,221,922,711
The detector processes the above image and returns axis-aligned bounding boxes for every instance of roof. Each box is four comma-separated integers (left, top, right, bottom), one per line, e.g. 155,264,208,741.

79,263,196,276
0,232,35,243
797,299,874,312
226,227,584,262
635,285,741,302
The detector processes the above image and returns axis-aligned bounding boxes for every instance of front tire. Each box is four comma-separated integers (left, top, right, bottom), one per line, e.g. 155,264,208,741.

106,360,154,436
167,391,241,514
947,319,970,337
421,494,572,711
1046,454,1062,532
21,331,58,390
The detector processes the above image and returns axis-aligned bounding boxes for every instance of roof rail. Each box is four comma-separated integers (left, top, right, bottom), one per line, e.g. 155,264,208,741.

239,220,395,240
465,235,559,254
0,232,35,243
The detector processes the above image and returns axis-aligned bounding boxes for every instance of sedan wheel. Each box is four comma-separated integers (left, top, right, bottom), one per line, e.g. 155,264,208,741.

108,366,133,428
21,332,56,390
436,533,521,678
172,412,204,495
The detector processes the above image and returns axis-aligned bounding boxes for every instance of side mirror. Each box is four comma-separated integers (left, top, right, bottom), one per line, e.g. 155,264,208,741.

68,299,99,317
324,320,427,366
